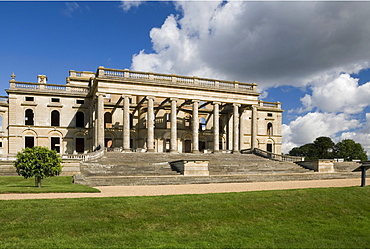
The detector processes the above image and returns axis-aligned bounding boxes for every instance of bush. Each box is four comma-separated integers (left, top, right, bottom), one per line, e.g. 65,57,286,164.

14,146,63,187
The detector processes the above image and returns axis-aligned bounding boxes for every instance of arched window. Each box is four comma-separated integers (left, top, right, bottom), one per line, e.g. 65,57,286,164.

51,110,60,127
0,116,3,132
25,109,34,125
104,112,112,128
76,111,85,128
267,123,273,136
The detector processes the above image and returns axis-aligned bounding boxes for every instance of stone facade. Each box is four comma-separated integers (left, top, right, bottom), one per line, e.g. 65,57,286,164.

0,67,283,158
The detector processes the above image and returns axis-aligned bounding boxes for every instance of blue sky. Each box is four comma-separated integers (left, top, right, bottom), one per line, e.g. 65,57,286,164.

2,1,370,155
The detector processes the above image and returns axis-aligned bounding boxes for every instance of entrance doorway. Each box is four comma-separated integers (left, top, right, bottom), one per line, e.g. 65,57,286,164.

184,140,191,153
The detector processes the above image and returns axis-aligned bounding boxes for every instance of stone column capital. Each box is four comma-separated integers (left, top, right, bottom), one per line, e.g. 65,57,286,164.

213,102,221,105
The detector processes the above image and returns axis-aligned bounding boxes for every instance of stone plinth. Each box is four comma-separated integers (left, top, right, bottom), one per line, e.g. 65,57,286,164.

170,160,209,176
298,159,335,173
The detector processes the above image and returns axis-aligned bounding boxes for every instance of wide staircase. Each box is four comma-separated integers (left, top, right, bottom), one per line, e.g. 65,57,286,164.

75,152,362,186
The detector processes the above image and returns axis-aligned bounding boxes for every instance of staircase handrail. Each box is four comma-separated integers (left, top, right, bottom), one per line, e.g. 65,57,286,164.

61,147,105,162
242,148,304,162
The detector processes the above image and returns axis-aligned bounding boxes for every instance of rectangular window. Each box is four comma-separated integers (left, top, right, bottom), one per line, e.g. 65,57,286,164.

267,113,273,117
25,137,34,148
76,99,84,105
25,97,34,101
0,142,3,148
51,98,60,103
51,137,60,153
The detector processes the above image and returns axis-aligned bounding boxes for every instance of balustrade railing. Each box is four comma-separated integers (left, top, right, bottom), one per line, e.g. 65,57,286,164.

99,68,257,92
61,147,104,161
10,82,89,94
242,148,304,162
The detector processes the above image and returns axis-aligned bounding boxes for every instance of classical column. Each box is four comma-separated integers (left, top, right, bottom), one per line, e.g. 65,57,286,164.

170,98,178,153
251,105,258,150
147,96,155,152
192,100,199,153
122,95,131,152
233,103,240,153
97,93,105,149
213,102,220,153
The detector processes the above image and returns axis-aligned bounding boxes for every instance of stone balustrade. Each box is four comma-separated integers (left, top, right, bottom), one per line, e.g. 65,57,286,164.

96,67,257,93
9,81,89,94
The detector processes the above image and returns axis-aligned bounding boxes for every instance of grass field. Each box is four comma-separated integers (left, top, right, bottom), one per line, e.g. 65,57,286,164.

0,176,100,194
0,186,369,248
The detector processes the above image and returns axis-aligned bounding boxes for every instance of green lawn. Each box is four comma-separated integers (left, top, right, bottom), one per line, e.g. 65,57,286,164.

0,176,99,194
1,186,369,248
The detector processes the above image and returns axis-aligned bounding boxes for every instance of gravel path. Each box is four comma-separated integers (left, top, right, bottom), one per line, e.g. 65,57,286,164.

0,178,363,200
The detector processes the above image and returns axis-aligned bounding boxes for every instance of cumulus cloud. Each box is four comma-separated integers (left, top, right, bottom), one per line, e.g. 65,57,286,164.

301,74,370,114
131,1,370,89
282,112,361,154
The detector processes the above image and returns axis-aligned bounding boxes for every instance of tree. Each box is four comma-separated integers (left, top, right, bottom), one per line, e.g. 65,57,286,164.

313,136,335,159
333,139,367,161
289,143,317,160
14,146,63,187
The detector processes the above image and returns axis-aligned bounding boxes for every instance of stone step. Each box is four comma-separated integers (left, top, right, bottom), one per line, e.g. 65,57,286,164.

75,172,363,186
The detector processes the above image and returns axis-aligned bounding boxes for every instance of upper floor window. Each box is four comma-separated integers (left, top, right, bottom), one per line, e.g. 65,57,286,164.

51,98,60,103
76,111,85,128
25,97,34,102
76,99,84,105
0,116,2,132
267,123,273,136
51,110,60,127
25,109,34,125
267,113,273,117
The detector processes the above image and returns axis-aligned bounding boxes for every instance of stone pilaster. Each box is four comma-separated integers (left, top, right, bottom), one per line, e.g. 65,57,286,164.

251,105,258,150
233,103,240,153
170,98,178,153
213,102,220,153
97,93,105,149
122,95,131,152
192,100,199,153
147,96,155,152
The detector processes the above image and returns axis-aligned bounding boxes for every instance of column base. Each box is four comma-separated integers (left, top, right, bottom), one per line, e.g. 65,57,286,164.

170,150,179,153
122,149,131,153
147,149,155,153
213,150,220,153
192,150,200,154
233,150,240,154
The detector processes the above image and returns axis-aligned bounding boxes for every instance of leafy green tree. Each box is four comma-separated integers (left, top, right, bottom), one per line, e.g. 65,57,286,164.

333,139,367,161
313,136,335,159
14,146,63,187
289,143,317,160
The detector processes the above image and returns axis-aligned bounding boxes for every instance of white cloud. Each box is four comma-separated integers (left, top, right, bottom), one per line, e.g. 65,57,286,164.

120,1,144,11
131,1,370,89
282,112,361,154
301,74,370,114
62,2,80,17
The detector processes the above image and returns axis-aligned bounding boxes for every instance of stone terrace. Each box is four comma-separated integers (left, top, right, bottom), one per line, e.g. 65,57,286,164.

75,152,361,186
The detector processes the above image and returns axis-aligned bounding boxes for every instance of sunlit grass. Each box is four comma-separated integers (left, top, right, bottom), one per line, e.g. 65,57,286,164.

0,176,99,193
1,186,369,248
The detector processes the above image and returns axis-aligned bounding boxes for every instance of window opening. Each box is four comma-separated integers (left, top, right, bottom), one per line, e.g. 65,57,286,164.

51,98,60,103
51,110,60,126
76,111,85,128
25,109,34,125
104,112,112,128
25,97,34,102
51,137,60,153
25,136,34,148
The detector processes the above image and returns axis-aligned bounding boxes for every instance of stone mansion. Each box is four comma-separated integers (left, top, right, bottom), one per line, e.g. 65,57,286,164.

0,67,282,158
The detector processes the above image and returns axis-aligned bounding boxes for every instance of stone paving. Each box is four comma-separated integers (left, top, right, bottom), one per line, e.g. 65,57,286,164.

0,178,363,200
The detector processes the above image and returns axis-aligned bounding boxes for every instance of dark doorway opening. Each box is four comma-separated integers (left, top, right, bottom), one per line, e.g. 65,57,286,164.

267,143,273,153
184,140,191,153
51,137,60,153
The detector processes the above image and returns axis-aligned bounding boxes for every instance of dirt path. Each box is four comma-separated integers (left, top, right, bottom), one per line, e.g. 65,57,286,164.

0,178,363,200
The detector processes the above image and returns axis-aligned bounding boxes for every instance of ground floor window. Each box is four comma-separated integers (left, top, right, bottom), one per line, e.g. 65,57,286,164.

267,143,273,153
76,138,84,153
184,140,191,153
51,137,60,153
25,136,34,148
